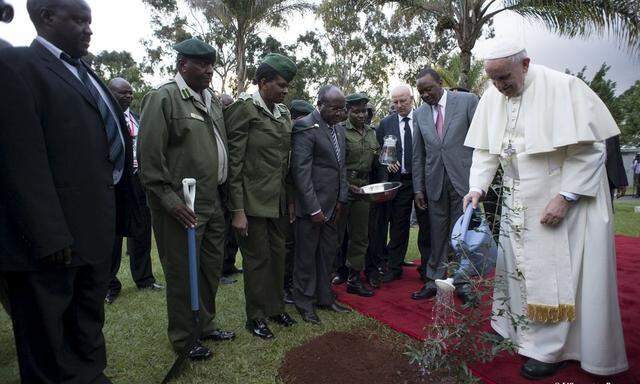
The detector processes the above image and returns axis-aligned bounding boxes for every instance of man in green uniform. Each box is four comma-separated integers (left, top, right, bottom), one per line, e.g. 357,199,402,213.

138,38,235,361
335,93,379,297
224,53,298,339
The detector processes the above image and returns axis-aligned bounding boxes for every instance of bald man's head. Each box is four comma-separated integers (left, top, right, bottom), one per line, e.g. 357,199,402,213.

317,85,346,126
390,84,413,117
28,0,92,58
108,78,133,111
221,94,234,108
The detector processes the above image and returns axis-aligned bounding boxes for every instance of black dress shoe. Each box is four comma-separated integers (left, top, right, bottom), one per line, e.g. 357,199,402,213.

201,329,236,342
246,319,274,339
321,302,351,313
366,273,381,289
223,266,243,276
283,289,295,305
296,307,321,324
520,358,567,380
138,282,164,291
331,274,347,285
411,285,437,300
187,342,212,361
220,276,237,285
402,261,416,267
269,312,297,327
104,291,119,304
381,271,402,283
346,269,374,297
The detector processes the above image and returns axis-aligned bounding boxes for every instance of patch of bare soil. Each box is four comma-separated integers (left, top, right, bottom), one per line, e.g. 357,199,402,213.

278,331,427,384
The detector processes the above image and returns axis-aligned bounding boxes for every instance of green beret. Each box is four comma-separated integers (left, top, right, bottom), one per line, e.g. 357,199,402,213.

174,38,216,63
261,53,297,82
345,92,369,105
289,99,315,115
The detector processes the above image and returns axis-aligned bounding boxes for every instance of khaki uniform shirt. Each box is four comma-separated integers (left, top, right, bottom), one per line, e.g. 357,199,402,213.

138,73,228,213
224,91,292,218
343,120,379,187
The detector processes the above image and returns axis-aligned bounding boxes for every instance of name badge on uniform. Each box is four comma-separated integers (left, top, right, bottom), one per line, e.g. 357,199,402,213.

190,112,205,121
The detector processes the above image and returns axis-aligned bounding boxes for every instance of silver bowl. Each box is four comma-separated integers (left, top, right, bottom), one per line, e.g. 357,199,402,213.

352,182,403,203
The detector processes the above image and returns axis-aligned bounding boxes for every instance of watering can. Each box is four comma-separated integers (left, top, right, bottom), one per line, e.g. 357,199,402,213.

436,205,497,292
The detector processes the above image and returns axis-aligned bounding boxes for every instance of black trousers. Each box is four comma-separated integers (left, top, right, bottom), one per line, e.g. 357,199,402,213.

0,273,10,317
387,176,431,276
292,217,337,312
333,227,350,278
283,219,295,290
108,206,155,293
222,215,239,276
365,201,389,277
414,205,431,280
5,263,112,384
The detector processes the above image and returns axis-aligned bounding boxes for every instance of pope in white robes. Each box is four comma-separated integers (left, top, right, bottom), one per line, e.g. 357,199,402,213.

463,41,628,380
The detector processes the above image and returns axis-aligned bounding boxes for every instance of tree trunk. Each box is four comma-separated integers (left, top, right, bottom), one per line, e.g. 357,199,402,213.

459,48,472,90
235,30,247,94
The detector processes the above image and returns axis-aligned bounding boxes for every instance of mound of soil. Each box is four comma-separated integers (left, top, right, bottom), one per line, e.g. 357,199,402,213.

278,331,427,384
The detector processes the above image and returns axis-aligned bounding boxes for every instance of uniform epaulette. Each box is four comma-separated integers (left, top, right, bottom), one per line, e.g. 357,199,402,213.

292,121,318,133
276,103,290,116
155,79,176,89
206,88,222,107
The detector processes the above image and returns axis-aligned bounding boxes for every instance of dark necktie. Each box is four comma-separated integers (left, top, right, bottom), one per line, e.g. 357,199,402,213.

329,126,341,164
60,53,124,179
402,116,412,174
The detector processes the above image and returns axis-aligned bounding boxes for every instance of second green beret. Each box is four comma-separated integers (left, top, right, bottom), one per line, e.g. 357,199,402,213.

262,53,297,82
345,92,369,104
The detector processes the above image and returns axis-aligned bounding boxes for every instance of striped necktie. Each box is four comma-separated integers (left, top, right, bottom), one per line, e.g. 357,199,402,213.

329,125,341,164
60,53,124,180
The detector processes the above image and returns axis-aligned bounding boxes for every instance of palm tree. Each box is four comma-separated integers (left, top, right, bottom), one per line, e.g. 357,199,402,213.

372,0,640,89
435,52,488,94
187,0,313,93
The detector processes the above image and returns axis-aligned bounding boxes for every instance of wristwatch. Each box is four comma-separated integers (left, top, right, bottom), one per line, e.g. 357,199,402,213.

561,194,577,203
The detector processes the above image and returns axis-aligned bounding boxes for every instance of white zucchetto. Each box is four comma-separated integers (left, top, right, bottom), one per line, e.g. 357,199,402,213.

483,38,526,60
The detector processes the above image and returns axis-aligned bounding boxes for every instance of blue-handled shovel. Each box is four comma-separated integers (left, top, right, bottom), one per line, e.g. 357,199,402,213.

162,178,198,384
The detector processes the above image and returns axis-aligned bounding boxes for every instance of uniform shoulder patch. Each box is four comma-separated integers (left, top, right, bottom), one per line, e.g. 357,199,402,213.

276,103,291,117
155,79,176,89
292,120,318,133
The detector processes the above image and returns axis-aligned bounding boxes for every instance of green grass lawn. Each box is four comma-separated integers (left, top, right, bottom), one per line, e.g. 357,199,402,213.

0,201,637,383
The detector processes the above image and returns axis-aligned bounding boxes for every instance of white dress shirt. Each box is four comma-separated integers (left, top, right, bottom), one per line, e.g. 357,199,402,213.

431,89,448,124
36,36,125,184
397,109,414,174
124,108,139,171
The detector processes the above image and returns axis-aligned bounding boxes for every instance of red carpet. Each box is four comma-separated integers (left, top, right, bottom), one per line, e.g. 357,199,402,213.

334,235,640,384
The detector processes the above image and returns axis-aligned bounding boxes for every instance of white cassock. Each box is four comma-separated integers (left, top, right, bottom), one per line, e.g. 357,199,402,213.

465,64,628,375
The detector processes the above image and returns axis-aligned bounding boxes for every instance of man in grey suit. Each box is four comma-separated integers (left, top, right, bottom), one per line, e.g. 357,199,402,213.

291,85,351,324
411,68,479,303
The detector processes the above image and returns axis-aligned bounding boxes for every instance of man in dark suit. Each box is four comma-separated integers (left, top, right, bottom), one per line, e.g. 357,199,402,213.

0,0,133,382
0,0,12,320
605,135,628,204
105,77,162,304
377,85,431,283
291,85,351,324
411,68,479,302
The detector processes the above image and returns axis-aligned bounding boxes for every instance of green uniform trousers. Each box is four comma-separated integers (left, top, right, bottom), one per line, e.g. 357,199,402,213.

151,202,225,352
237,215,287,321
336,198,371,272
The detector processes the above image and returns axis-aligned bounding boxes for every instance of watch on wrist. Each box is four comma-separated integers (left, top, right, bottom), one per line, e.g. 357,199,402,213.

561,195,577,203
